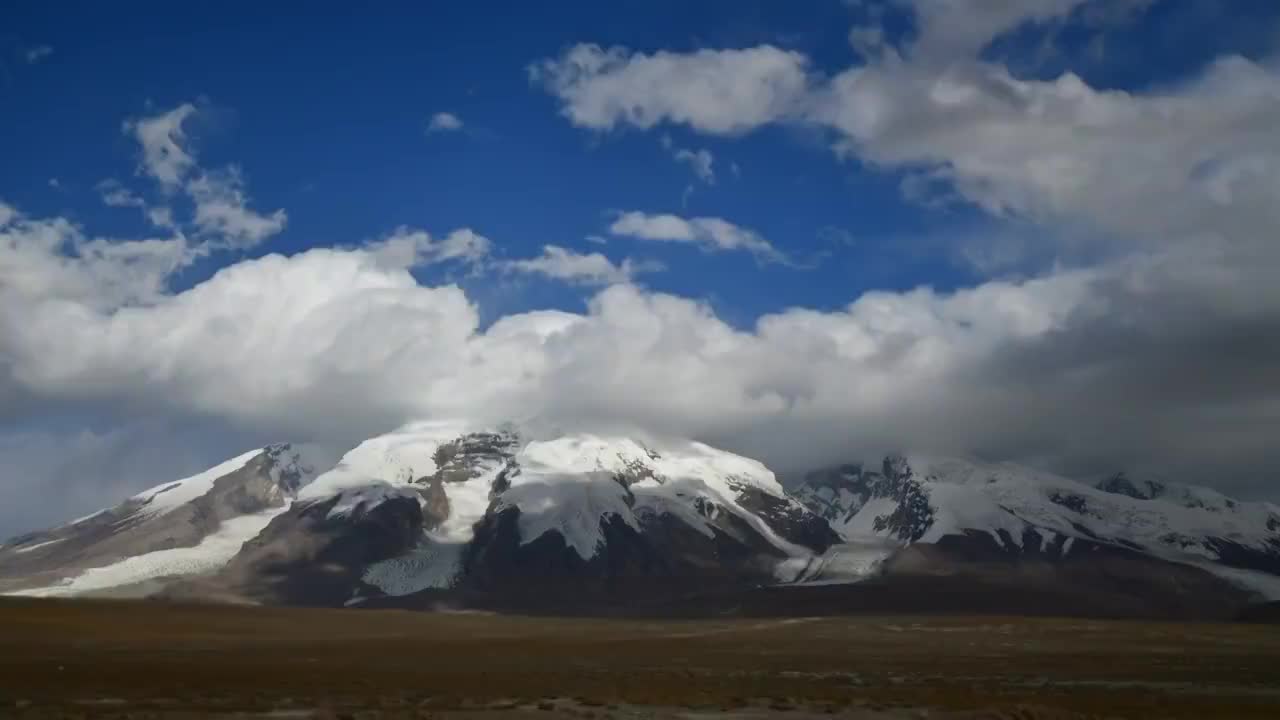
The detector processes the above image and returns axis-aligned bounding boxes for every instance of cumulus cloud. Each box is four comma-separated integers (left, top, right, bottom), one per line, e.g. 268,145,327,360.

124,104,199,190
529,44,810,134
186,168,287,247
609,211,787,264
427,112,464,132
364,226,492,270
97,180,146,209
97,179,176,230
4,195,1279,532
534,4,1280,267
121,103,287,247
0,201,196,310
4,5,1280,535
505,245,662,286
673,147,715,185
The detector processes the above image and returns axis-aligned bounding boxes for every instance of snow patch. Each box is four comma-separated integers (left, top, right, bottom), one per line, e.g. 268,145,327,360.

778,541,895,584
325,483,420,519
11,510,283,597
128,448,264,519
12,538,64,554
434,459,504,543
300,420,471,500
362,541,465,595
500,469,638,560
1191,562,1280,601
811,455,1280,571
502,434,808,561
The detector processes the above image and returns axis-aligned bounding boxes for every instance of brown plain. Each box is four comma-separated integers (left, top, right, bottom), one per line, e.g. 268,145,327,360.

2,597,1279,719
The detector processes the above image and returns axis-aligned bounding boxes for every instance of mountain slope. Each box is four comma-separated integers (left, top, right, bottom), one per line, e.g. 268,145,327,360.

792,455,1280,601
0,444,319,597
3,422,839,606
5,433,1277,618
216,425,840,606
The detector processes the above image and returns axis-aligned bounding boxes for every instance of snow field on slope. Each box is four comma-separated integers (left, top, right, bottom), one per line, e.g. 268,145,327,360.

776,541,897,584
506,434,811,562
499,470,639,560
10,510,285,597
127,448,265,519
1192,562,1280,601
912,456,1279,551
435,457,508,543
11,538,65,554
300,420,471,500
325,483,423,519
362,541,466,595
819,456,1280,560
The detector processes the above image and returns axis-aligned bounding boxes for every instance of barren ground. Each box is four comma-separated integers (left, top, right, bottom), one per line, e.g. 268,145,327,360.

2,598,1279,719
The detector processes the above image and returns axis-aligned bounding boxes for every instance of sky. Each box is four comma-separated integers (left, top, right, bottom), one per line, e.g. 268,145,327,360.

2,0,1279,535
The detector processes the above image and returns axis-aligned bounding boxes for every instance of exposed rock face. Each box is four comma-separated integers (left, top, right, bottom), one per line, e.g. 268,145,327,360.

791,456,934,543
732,485,840,552
211,488,427,606
424,429,520,486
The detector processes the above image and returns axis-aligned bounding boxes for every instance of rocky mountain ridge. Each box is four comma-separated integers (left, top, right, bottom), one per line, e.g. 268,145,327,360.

3,426,1278,618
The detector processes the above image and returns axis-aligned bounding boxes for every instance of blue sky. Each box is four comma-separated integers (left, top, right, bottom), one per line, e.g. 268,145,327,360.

0,1,1114,321
2,1,1279,533
4,1,1275,323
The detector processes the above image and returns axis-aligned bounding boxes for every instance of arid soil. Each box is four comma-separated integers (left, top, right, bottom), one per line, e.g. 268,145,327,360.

2,598,1279,718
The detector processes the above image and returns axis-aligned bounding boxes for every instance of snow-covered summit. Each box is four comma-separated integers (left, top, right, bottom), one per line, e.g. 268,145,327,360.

299,420,476,500
793,454,1280,595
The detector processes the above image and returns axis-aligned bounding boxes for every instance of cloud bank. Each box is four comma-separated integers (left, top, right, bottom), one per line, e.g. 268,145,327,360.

3,1,1279,534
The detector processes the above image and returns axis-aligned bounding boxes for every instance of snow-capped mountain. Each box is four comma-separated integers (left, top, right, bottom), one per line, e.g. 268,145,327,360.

0,443,320,597
4,430,1277,617
0,422,838,606
792,455,1280,600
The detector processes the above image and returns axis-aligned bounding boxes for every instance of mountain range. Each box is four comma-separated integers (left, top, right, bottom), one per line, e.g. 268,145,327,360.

3,421,1278,620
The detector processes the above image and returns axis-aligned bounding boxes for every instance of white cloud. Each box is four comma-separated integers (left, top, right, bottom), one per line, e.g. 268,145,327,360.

364,227,491,270
147,207,176,230
0,203,196,310
98,180,146,209
124,104,198,190
186,168,287,247
5,196,1279,510
812,55,1280,258
534,8,1280,268
98,179,177,231
427,112,464,133
119,104,287,247
674,148,715,184
5,10,1280,533
23,45,53,64
505,245,661,286
609,211,786,264
530,44,810,134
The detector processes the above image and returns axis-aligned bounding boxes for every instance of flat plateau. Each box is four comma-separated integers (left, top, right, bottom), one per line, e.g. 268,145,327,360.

3,598,1279,719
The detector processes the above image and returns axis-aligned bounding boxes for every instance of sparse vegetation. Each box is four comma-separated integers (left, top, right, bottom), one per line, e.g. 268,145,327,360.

2,598,1279,718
